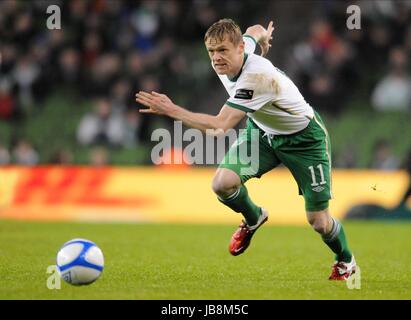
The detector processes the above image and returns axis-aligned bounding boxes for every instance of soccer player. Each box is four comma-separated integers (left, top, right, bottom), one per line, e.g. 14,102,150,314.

136,19,356,280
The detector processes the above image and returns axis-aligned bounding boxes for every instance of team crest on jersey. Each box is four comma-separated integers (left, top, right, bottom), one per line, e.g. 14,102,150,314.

312,186,325,192
234,89,254,100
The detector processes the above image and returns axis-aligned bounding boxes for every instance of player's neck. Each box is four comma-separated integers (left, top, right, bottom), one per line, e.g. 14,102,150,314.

227,53,248,82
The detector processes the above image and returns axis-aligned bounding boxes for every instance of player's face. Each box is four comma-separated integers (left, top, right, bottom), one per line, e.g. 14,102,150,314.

205,37,245,77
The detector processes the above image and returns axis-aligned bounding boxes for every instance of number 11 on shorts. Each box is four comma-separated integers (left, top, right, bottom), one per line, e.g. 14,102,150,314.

308,164,326,186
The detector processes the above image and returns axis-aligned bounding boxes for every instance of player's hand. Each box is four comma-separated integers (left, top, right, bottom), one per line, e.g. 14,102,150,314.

136,91,175,116
258,21,274,57
245,21,275,57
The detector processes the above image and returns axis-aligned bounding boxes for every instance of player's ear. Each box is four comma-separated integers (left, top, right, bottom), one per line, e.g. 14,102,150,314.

238,40,245,53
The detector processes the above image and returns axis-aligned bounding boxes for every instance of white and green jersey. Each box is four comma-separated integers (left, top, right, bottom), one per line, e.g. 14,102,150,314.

217,36,314,135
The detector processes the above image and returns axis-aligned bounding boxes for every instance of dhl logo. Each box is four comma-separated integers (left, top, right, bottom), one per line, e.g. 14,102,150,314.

10,167,155,207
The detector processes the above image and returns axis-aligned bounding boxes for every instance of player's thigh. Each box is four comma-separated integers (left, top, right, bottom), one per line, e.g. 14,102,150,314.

276,120,332,207
219,123,281,184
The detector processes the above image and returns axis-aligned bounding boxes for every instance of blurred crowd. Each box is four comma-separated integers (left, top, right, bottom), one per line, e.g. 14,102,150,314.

0,0,410,169
0,0,264,165
286,0,411,115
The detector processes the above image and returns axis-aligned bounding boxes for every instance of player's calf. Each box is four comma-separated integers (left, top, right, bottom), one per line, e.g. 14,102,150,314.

212,169,265,251
307,208,355,280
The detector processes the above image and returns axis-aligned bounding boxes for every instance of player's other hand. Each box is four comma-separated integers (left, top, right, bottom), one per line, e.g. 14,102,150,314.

245,21,275,57
258,21,274,57
136,91,175,116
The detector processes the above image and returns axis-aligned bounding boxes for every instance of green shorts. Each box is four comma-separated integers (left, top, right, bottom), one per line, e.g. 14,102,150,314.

219,111,332,212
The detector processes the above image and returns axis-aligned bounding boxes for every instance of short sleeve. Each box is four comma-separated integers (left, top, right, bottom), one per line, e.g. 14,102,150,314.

225,74,274,113
243,35,257,55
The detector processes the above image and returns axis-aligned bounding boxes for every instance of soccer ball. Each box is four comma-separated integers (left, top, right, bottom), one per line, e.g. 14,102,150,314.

56,238,104,285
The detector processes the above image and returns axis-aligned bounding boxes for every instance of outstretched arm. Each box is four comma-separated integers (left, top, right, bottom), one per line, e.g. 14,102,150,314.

244,21,275,57
136,91,246,134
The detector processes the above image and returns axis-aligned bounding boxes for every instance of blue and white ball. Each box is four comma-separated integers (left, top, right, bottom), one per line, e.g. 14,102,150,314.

56,238,104,285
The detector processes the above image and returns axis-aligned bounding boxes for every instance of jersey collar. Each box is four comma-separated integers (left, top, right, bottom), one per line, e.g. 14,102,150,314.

227,53,248,82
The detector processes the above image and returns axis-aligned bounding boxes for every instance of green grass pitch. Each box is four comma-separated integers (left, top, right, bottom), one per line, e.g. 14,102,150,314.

0,220,410,299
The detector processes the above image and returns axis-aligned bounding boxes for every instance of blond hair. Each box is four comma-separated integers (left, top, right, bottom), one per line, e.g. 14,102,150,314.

204,18,243,45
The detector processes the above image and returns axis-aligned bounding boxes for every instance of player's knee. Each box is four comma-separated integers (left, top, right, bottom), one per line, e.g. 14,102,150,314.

212,173,240,198
307,211,330,235
311,219,328,235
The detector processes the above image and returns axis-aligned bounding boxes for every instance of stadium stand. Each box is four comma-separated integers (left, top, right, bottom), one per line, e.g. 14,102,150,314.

0,0,410,167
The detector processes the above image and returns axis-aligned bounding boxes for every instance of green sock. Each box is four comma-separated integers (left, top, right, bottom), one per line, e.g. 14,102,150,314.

218,185,261,226
322,217,353,263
